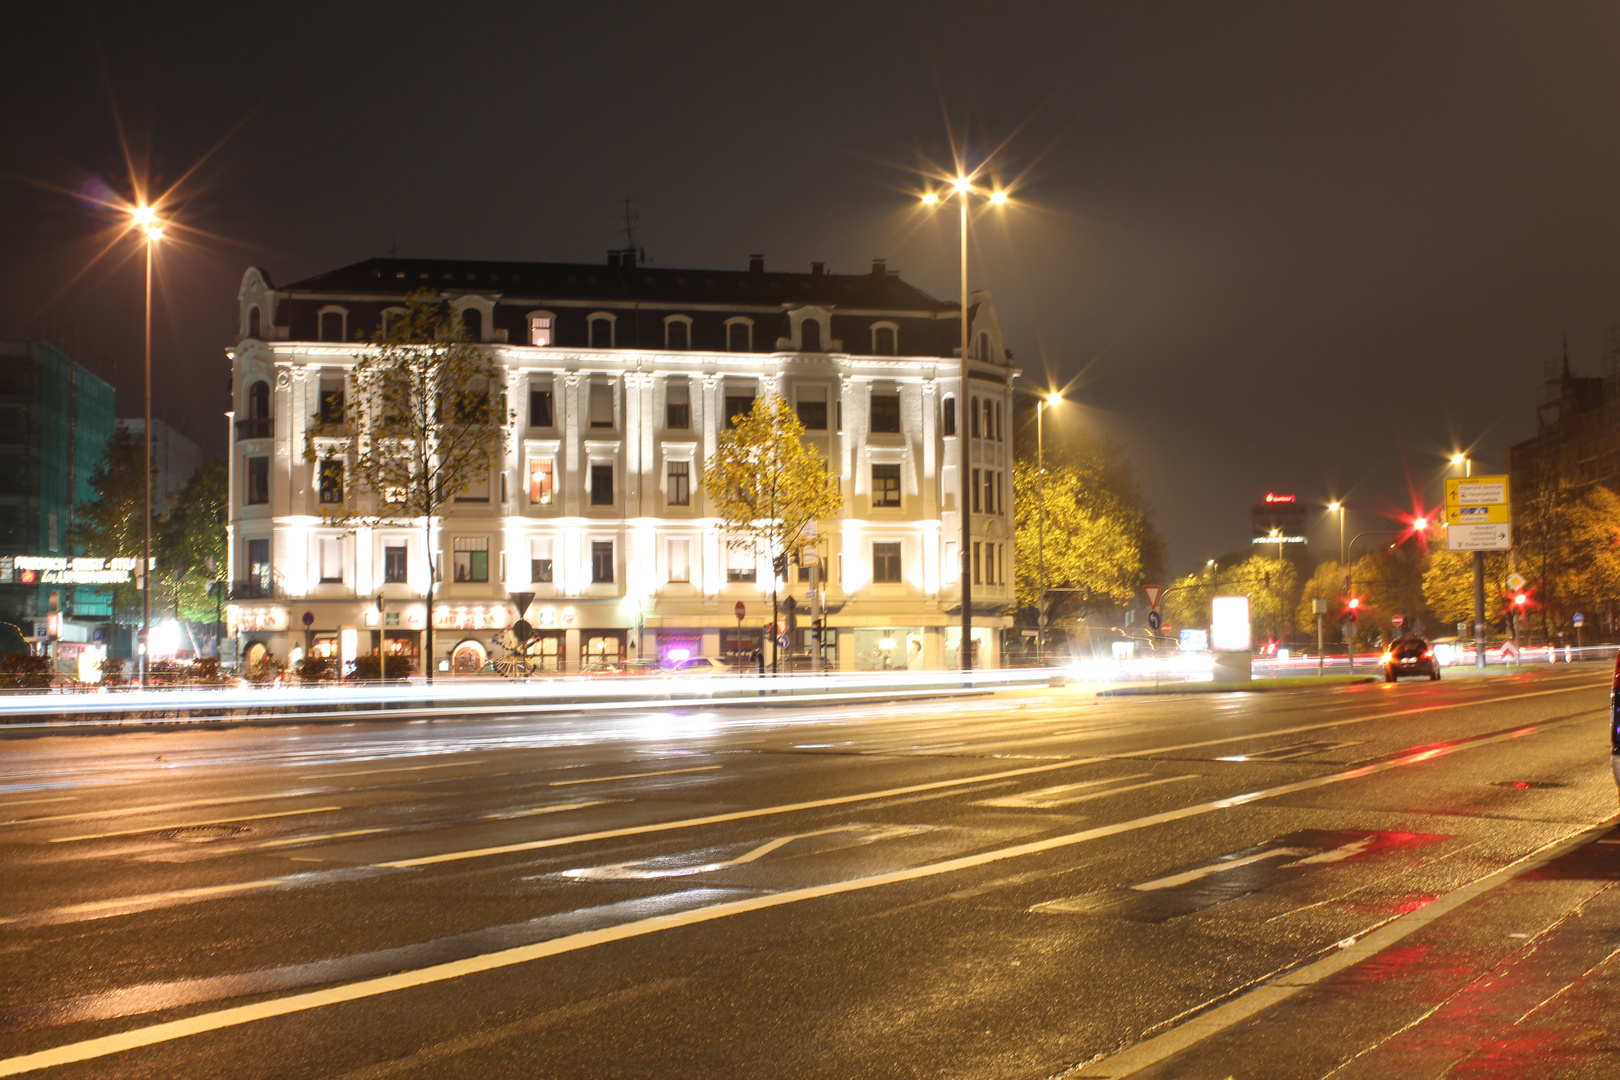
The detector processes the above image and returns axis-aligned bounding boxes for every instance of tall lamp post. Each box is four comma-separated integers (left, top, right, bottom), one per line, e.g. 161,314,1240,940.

1328,501,1346,566
1036,391,1061,658
923,178,1008,672
1452,452,1486,669
130,206,163,687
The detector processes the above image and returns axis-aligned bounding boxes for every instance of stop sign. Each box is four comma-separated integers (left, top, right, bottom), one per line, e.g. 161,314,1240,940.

734,601,746,620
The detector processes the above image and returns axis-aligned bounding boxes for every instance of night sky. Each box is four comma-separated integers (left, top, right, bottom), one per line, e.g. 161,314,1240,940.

6,2,1620,573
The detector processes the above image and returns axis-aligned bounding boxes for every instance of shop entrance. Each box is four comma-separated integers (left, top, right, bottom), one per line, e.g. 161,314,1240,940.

583,631,626,667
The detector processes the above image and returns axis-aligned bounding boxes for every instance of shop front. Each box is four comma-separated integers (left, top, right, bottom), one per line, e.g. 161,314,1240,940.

582,630,626,666
853,627,927,671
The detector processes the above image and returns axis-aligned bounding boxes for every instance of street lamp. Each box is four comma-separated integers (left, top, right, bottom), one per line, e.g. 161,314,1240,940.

1327,501,1346,566
1023,389,1063,658
131,205,163,688
1450,451,1486,669
923,175,1010,671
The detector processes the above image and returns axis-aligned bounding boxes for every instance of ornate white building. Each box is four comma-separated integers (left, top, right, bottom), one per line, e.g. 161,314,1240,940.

227,254,1016,674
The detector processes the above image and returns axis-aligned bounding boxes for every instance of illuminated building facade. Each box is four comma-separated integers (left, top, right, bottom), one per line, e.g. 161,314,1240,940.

228,255,1016,673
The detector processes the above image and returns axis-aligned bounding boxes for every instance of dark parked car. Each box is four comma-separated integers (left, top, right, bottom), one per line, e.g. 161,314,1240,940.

1382,638,1440,682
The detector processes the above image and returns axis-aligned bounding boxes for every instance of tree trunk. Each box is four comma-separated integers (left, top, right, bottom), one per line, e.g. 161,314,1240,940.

424,517,434,683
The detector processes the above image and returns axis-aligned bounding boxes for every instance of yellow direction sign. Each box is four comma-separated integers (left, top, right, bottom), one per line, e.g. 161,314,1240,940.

1444,475,1510,526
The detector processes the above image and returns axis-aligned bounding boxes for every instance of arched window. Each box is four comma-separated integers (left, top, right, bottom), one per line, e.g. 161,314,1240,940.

247,306,261,340
975,332,992,360
589,315,614,349
726,319,752,352
872,325,896,355
319,309,346,342
248,380,270,419
801,318,822,352
382,307,407,335
526,311,554,346
461,308,483,341
664,316,690,350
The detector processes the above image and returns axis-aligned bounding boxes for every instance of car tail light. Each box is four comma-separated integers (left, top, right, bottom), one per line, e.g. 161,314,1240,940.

1422,650,1434,658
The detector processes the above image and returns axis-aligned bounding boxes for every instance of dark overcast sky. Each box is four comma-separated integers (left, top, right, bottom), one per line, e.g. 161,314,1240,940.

5,1,1620,572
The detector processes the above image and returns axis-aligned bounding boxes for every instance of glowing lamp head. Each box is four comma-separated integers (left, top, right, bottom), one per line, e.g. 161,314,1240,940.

952,176,971,194
1046,391,1062,407
131,206,156,228
1450,453,1466,466
990,190,1009,205
1328,501,1341,512
1515,593,1527,606
1413,517,1428,530
1348,598,1360,609
145,225,163,241
921,191,939,205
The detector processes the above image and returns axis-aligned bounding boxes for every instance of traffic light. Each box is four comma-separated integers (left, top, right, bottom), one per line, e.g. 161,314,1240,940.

1515,593,1527,607
772,553,788,577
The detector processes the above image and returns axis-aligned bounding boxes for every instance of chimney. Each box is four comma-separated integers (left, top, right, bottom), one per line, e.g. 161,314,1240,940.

871,258,887,276
606,251,621,267
810,262,825,276
749,254,764,274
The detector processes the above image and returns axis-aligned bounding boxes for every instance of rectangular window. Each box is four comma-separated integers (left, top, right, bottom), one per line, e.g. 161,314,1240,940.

529,315,553,347
318,459,343,505
666,382,690,429
529,388,554,427
984,470,995,515
667,460,691,506
666,320,689,350
973,541,982,585
246,456,269,505
943,398,956,436
971,468,981,513
384,544,408,584
872,464,901,508
528,459,555,505
590,463,614,506
797,393,828,430
668,538,690,583
996,472,1005,516
727,546,756,583
591,541,614,584
318,379,345,424
873,542,902,584
985,399,995,442
319,537,342,583
970,397,981,438
836,399,843,431
589,318,613,349
530,536,553,583
870,394,900,433
319,311,344,342
457,472,490,502
873,326,896,355
589,382,614,428
452,537,490,583
727,322,750,351
247,538,271,590
997,543,1005,586
724,394,754,429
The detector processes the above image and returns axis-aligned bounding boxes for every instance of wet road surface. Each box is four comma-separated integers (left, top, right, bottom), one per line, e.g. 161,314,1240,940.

0,667,1616,1078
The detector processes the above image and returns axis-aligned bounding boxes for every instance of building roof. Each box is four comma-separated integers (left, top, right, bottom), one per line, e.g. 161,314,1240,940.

278,257,956,314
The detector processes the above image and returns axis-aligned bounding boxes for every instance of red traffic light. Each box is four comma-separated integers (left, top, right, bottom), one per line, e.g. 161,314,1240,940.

1514,593,1527,606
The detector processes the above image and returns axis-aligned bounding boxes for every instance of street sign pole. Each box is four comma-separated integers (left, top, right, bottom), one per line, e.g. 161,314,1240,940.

1472,550,1486,669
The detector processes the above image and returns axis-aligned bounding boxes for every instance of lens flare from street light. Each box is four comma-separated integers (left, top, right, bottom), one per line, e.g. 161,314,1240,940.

1450,453,1466,466
145,225,164,241
921,191,939,205
990,190,1009,205
1328,501,1341,512
952,177,971,194
1414,517,1428,530
131,206,156,228
1046,391,1061,407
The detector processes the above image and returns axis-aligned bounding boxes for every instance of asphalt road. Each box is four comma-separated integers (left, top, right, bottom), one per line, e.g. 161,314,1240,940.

0,667,1616,1079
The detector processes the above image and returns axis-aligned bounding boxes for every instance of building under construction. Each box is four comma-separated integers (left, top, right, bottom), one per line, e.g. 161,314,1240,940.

0,341,116,630
1506,340,1620,507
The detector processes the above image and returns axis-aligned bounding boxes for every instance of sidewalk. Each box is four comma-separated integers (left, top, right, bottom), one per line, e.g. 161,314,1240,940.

1078,821,1620,1079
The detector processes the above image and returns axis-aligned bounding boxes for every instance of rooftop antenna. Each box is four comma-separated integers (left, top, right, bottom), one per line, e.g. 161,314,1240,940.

386,229,400,259
621,198,644,265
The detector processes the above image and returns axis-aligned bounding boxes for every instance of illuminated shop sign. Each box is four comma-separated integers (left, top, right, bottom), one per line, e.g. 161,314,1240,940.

433,606,511,631
7,556,139,585
231,606,289,632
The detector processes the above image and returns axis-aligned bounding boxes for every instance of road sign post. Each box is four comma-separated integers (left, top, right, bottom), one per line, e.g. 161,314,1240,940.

1446,475,1511,670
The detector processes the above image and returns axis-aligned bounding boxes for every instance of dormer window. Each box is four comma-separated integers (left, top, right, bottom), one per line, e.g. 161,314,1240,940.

726,318,752,352
247,306,261,340
460,307,483,342
665,316,691,350
318,308,347,342
871,323,897,355
801,319,822,352
528,313,553,346
588,314,615,349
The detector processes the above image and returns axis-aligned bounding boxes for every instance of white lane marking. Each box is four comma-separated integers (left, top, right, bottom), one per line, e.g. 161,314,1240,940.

258,828,388,848
299,761,484,779
1070,818,1619,1077
0,872,328,926
1133,849,1312,891
547,765,721,787
379,684,1599,871
977,773,1153,808
564,826,881,880
1060,775,1202,805
0,789,326,827
0,715,1589,1077
480,800,613,820
0,796,75,808
1284,836,1377,866
50,806,341,843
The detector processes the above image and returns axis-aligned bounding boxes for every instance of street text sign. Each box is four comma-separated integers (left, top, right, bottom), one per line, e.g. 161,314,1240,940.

1447,522,1512,551
1445,475,1510,526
